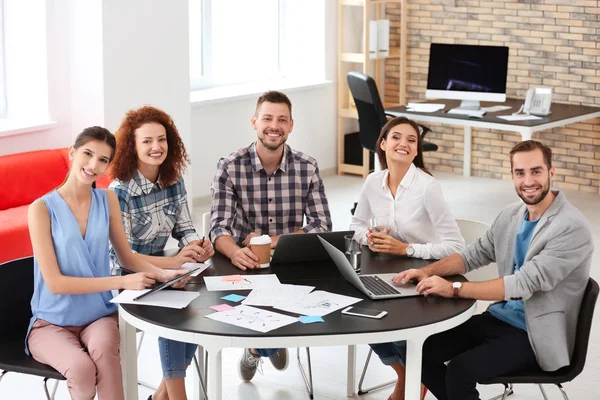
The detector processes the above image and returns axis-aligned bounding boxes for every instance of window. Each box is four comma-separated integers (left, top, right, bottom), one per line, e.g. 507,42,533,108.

189,0,325,91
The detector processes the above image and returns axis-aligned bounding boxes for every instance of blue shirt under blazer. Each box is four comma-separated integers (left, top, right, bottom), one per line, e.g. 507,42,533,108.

26,189,117,353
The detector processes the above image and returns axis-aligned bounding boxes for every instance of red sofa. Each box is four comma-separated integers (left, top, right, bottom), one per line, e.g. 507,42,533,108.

0,148,111,264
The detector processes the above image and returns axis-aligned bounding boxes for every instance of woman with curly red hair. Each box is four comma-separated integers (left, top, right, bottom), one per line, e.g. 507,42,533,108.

109,106,213,400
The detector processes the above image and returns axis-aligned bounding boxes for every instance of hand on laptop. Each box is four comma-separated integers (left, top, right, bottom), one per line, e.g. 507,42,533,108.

415,276,453,298
366,230,408,255
231,247,260,271
392,268,429,286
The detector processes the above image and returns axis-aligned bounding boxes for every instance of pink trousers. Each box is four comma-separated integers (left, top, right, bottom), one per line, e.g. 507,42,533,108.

28,313,124,400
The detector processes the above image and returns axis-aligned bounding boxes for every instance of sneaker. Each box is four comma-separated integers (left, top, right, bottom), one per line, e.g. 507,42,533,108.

268,348,289,371
238,348,263,382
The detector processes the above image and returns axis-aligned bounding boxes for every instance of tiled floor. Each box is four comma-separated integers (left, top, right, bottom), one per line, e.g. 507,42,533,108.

2,172,599,399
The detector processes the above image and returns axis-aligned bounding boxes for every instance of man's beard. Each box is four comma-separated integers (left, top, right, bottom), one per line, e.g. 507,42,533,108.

516,179,550,205
260,130,286,151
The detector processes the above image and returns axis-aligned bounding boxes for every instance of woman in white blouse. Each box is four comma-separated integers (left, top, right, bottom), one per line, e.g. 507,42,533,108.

350,117,465,400
350,116,464,259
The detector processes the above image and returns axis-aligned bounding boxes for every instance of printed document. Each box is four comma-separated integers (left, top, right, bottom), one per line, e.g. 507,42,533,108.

242,284,315,307
498,114,542,121
111,290,200,309
203,274,281,291
274,290,362,316
406,103,445,113
205,305,298,333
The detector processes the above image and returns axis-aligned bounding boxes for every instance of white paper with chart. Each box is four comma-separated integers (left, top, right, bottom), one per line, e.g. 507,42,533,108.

205,305,298,333
274,290,362,316
203,274,281,291
241,284,315,307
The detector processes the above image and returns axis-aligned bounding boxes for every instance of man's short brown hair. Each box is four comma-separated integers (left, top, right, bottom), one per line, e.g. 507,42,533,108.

509,140,553,171
255,91,292,119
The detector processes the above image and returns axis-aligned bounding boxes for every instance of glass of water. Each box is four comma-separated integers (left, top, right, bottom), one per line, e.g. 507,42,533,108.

344,234,362,272
369,215,392,234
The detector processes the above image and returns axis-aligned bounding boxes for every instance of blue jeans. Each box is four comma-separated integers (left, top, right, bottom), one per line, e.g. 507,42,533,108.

158,337,198,379
254,348,279,357
369,340,407,366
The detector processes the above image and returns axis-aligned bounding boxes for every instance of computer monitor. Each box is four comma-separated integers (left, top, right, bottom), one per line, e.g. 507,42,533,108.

426,43,509,111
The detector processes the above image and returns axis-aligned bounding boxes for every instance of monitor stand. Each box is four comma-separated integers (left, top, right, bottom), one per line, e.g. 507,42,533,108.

447,100,486,117
455,100,481,111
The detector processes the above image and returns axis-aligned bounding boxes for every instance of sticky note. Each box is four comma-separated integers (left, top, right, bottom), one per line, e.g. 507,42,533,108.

299,316,324,324
221,294,246,302
210,304,235,312
221,275,244,282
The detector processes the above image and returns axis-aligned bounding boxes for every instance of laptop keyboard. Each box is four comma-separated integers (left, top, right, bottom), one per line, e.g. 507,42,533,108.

360,275,400,296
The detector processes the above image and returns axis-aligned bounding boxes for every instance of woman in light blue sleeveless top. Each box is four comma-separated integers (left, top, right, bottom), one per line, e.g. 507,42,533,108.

26,127,190,400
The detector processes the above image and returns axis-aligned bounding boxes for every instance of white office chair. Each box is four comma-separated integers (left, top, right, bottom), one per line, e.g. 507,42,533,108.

357,219,498,396
455,219,498,314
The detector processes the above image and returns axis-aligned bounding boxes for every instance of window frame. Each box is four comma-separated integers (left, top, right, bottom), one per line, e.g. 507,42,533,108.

189,0,289,91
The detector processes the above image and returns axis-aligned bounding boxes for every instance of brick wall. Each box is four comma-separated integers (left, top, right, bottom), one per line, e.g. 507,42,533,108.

385,0,600,193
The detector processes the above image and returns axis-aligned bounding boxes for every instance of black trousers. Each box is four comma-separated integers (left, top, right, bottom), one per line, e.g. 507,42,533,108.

421,312,537,400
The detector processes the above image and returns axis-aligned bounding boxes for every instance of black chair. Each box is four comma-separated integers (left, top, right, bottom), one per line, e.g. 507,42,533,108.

0,257,65,399
347,71,438,154
482,278,599,400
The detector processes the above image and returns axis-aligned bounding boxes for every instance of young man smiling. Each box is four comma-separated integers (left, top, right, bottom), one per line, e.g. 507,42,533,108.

395,140,593,400
209,90,332,383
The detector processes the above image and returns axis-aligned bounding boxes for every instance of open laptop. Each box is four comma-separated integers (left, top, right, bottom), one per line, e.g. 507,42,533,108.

318,235,420,300
270,231,353,265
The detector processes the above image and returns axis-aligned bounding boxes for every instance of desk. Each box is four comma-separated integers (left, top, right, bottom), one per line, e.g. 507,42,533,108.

119,250,476,400
386,98,600,177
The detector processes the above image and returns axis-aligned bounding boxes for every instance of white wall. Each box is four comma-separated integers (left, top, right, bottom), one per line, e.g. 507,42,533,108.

190,84,337,199
1,1,338,203
189,1,338,199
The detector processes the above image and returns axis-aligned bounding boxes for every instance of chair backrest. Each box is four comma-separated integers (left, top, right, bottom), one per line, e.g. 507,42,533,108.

455,219,499,282
347,72,388,153
0,257,34,338
564,278,599,380
202,211,211,238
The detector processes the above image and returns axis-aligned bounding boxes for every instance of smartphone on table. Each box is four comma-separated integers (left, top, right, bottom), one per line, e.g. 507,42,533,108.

341,306,387,319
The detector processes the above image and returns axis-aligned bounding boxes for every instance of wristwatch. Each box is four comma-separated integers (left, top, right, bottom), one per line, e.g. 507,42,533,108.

452,281,462,298
405,244,415,257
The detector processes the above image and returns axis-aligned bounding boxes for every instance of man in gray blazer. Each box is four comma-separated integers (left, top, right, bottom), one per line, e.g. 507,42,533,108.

395,140,593,400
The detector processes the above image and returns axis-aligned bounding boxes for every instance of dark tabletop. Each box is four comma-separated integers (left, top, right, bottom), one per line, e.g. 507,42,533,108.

386,98,600,128
120,248,474,338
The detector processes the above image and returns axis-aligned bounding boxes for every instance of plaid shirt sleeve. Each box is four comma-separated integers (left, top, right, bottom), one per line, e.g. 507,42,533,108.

302,162,332,233
172,178,201,247
209,158,239,243
108,184,133,271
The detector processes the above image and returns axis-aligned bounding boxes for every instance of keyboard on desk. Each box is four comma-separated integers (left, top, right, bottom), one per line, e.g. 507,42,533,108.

359,275,401,296
447,108,486,118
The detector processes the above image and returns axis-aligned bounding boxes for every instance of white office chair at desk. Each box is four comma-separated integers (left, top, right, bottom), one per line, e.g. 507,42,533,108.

357,219,498,396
